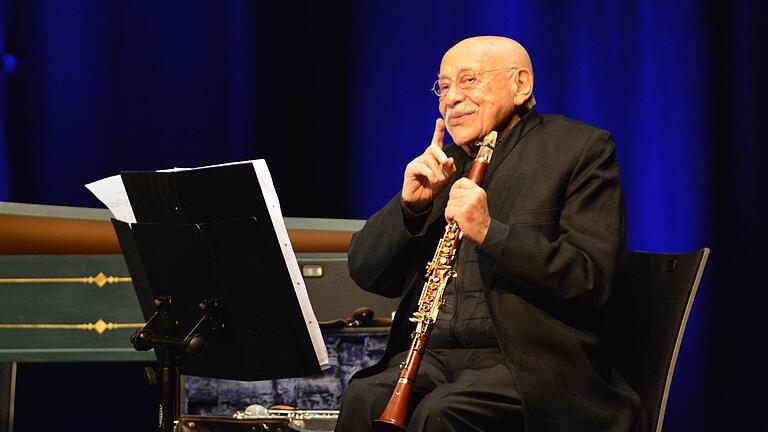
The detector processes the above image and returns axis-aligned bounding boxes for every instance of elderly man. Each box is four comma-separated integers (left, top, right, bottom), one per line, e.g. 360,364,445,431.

335,36,641,432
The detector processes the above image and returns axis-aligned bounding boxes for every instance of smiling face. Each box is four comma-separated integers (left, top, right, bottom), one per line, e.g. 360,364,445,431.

438,37,534,146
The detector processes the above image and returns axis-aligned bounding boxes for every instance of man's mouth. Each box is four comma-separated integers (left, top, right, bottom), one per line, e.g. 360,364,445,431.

447,111,474,126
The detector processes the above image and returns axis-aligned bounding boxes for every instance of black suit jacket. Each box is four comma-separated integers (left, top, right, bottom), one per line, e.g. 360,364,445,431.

348,110,641,432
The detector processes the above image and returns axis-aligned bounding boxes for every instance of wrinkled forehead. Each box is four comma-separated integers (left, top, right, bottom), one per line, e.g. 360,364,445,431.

438,42,499,78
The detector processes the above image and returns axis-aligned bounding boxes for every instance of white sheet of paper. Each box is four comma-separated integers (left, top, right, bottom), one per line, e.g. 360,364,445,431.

250,160,329,370
84,174,137,223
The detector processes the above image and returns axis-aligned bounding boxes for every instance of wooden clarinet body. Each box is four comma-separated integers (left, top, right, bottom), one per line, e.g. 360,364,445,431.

372,130,498,431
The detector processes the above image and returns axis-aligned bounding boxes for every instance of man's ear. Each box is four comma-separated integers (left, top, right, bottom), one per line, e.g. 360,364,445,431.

513,69,534,106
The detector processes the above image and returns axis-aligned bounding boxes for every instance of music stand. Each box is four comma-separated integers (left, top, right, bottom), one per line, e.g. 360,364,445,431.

110,162,325,432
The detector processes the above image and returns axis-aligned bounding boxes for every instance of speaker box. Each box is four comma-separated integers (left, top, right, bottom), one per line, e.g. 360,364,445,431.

297,253,400,323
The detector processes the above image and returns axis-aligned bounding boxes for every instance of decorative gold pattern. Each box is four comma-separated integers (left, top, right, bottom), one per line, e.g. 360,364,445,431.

0,319,144,334
0,272,132,288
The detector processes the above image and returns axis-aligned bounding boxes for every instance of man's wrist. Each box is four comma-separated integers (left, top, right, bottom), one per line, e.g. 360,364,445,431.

401,199,432,234
477,218,509,259
402,198,430,214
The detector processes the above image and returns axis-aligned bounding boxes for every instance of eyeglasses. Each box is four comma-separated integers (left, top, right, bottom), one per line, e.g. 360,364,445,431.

431,67,519,98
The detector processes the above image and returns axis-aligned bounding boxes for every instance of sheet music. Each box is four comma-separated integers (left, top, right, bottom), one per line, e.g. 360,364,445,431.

84,174,137,223
85,160,329,369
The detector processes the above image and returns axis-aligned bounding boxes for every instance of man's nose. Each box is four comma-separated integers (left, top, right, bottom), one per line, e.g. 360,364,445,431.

442,84,465,106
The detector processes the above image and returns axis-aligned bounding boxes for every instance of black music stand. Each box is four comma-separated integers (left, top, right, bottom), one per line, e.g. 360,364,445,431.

112,163,324,432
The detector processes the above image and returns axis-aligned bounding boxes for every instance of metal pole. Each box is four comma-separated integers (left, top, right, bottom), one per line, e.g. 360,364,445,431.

0,362,17,432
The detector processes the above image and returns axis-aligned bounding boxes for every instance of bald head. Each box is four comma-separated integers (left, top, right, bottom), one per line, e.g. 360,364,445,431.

444,36,533,75
438,36,535,146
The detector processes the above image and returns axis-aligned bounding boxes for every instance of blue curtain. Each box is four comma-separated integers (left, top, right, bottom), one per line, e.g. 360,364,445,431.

2,1,351,216
2,1,766,430
0,0,10,198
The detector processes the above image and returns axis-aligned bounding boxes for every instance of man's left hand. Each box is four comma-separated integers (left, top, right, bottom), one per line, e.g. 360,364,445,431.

445,178,490,246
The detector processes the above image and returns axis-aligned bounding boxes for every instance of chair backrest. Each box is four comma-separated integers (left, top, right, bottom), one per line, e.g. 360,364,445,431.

604,248,709,432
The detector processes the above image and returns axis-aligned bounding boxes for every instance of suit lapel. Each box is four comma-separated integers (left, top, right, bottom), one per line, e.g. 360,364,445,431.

484,110,543,216
484,110,543,183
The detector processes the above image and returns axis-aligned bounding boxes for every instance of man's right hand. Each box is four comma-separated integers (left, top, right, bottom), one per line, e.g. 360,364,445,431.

402,118,457,213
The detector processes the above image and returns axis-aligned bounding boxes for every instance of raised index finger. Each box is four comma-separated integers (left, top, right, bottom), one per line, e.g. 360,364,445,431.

431,118,445,149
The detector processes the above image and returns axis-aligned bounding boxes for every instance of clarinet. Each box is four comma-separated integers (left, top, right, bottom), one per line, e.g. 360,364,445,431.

372,130,498,432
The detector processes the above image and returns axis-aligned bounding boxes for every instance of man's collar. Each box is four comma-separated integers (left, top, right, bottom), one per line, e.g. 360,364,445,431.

498,108,541,147
481,108,542,181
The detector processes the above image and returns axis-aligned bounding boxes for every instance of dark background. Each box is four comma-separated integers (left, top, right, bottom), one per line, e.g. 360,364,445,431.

1,0,766,430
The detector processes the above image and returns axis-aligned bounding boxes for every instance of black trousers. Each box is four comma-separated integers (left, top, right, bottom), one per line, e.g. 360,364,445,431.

335,347,524,432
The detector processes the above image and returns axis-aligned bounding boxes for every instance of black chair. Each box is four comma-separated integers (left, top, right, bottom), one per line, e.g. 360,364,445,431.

605,248,710,432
